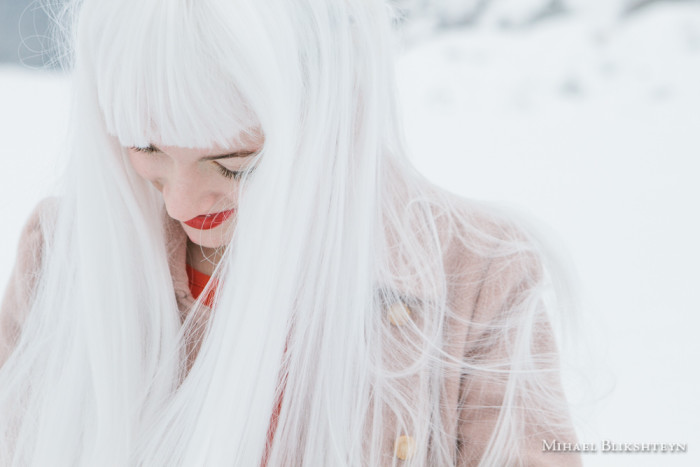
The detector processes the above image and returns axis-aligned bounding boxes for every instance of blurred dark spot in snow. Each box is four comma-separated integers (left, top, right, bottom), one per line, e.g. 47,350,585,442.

434,0,490,29
682,22,700,51
599,61,618,77
591,30,613,48
560,77,585,97
622,0,700,17
424,87,458,111
650,85,674,100
443,45,488,65
527,0,571,25
495,0,571,30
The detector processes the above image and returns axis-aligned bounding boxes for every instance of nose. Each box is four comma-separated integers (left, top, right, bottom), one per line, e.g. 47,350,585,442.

161,166,219,222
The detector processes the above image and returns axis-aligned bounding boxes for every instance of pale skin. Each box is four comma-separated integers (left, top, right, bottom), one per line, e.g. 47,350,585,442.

126,129,264,276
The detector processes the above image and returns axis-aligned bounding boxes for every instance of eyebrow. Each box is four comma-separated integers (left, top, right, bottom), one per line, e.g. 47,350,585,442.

200,151,257,160
146,144,257,160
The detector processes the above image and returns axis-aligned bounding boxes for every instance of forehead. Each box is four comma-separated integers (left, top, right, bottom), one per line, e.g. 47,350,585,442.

152,127,265,153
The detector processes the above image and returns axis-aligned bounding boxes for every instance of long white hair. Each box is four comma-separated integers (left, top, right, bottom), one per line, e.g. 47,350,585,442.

0,0,576,465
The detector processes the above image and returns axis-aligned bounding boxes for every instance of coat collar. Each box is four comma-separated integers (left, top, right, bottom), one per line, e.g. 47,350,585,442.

163,212,196,317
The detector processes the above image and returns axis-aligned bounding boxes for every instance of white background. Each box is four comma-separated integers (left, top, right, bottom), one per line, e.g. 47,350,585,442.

1,2,699,465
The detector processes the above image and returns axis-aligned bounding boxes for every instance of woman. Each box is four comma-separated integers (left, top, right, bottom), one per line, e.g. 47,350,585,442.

0,0,580,465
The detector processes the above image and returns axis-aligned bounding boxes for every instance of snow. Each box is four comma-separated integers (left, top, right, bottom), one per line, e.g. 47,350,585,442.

396,4,700,465
0,67,69,288
1,3,699,465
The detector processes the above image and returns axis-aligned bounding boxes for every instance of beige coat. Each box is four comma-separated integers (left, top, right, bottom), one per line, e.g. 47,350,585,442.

1,198,582,466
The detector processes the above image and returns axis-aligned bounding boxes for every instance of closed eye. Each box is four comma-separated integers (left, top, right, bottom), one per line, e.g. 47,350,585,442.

130,145,258,180
131,145,158,153
216,164,257,180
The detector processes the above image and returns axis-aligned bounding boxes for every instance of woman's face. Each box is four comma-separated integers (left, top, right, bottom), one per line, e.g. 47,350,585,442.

126,129,263,250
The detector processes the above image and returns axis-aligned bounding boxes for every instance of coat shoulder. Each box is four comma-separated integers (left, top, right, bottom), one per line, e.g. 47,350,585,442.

426,190,546,325
433,190,543,278
1,197,60,365
3,196,60,297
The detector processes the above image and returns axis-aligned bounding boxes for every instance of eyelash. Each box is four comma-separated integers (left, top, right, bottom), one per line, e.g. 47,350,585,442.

131,146,256,181
216,164,256,180
133,145,158,153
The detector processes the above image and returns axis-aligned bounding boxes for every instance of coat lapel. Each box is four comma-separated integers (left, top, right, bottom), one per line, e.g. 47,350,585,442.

162,212,196,319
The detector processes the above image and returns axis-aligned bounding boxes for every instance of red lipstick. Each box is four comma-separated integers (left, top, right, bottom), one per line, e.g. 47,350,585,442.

184,209,235,230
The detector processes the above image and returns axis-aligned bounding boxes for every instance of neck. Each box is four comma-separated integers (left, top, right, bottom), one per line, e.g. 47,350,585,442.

186,239,225,276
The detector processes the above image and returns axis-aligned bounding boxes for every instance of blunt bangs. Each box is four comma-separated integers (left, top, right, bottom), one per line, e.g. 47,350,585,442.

87,0,263,149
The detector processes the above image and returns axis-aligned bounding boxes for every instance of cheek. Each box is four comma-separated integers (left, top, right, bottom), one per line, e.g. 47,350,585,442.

128,152,163,188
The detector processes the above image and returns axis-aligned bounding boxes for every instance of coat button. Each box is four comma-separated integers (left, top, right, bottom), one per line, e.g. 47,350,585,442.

387,301,412,326
394,435,417,460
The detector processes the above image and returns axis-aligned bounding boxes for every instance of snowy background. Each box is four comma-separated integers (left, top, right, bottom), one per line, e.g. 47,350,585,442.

1,1,699,465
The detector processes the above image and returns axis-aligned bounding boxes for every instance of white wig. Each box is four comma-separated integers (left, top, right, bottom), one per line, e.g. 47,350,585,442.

0,0,576,465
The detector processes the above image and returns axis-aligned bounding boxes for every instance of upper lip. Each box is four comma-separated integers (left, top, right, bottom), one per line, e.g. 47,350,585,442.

188,209,233,221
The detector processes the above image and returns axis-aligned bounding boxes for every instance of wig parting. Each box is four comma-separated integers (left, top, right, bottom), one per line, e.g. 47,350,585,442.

0,0,579,466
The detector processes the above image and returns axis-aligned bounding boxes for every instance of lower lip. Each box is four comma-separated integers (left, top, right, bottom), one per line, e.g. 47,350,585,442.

184,209,235,230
